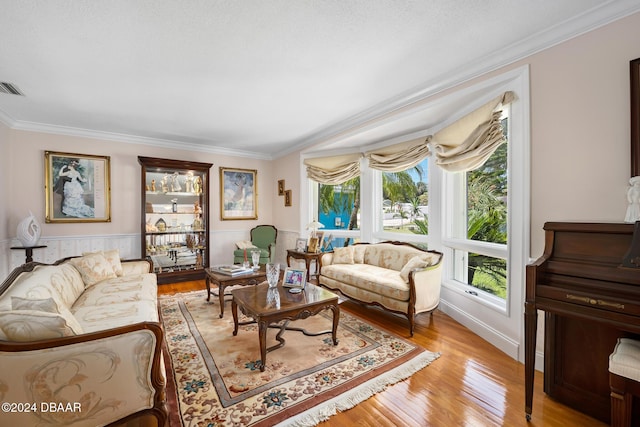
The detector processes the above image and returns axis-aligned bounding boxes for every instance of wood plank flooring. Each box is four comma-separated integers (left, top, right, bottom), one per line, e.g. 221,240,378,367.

158,280,608,427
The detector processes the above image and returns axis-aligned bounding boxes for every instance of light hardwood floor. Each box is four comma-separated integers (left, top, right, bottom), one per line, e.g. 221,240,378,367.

158,280,608,427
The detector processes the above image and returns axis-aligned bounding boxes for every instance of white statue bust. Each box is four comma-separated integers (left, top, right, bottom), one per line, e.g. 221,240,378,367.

625,176,640,223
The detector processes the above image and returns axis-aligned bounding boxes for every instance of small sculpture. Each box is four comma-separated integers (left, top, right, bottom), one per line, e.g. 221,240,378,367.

625,176,640,223
150,179,156,192
161,174,169,193
185,171,194,193
193,176,202,194
16,211,41,247
170,172,181,192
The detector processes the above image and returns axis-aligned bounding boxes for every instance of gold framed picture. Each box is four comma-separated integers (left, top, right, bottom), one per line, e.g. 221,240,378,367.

220,167,257,220
45,151,111,223
284,189,292,207
278,179,285,196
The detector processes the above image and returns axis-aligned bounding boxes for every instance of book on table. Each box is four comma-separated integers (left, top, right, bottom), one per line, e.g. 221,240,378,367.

211,265,254,276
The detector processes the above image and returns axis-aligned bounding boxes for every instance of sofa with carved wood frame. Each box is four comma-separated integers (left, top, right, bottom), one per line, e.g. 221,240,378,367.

0,251,166,427
319,241,443,336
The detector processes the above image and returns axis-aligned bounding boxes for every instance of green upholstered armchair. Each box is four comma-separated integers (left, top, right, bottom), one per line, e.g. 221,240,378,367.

233,225,277,265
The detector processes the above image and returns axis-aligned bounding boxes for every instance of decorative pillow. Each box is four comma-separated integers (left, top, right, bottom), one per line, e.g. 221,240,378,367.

353,245,367,264
12,296,59,313
10,296,83,335
235,241,257,250
0,310,78,342
332,246,355,265
400,255,431,282
69,252,117,287
83,249,123,276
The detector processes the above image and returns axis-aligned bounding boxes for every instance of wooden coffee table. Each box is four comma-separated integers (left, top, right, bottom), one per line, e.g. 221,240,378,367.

231,283,339,372
205,267,267,318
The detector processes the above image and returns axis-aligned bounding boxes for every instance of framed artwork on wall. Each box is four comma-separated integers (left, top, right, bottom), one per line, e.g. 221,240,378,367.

220,167,258,220
278,179,285,196
284,189,292,207
44,151,111,223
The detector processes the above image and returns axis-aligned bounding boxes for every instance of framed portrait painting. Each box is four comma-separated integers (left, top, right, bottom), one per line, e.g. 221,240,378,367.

45,151,111,223
220,167,257,220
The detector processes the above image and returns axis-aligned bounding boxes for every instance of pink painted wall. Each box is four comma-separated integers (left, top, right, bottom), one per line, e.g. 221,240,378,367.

5,129,274,241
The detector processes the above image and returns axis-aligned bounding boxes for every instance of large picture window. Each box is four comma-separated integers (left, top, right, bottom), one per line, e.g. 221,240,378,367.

446,112,509,300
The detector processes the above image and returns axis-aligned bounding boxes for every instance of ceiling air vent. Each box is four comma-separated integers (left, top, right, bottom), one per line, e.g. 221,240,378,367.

0,82,24,96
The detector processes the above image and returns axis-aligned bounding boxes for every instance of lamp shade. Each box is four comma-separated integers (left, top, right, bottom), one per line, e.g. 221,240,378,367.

306,220,324,231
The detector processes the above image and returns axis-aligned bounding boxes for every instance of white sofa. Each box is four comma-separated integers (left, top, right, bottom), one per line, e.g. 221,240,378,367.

319,241,443,335
0,250,166,427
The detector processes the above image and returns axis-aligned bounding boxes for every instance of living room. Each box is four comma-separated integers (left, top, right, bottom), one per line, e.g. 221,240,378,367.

1,2,640,426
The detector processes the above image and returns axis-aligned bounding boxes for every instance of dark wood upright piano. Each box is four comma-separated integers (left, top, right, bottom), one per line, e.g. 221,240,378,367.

525,222,640,423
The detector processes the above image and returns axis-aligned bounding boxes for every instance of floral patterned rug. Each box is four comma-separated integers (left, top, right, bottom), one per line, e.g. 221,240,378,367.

159,290,439,427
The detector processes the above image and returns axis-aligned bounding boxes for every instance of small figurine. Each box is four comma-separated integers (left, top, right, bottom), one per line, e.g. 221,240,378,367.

625,176,640,223
185,171,194,193
161,174,169,193
193,176,202,194
150,179,156,192
170,172,182,192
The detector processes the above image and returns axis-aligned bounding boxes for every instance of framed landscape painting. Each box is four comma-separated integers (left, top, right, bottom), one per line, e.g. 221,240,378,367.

45,151,111,223
220,167,258,220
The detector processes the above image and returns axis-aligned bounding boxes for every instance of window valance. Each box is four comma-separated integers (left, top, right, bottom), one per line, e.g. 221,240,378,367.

304,153,362,184
431,91,515,172
365,137,430,172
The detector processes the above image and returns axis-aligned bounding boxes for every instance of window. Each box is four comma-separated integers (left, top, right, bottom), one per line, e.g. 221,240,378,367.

446,112,509,300
315,178,361,248
381,158,429,237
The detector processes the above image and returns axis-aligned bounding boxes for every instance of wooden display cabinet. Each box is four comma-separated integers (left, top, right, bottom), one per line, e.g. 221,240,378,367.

138,156,212,284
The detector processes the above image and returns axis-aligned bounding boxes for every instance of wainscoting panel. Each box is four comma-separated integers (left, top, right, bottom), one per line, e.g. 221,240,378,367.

1,229,306,282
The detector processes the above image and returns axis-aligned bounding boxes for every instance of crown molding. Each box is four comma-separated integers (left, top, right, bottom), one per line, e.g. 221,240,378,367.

5,115,272,160
275,0,640,158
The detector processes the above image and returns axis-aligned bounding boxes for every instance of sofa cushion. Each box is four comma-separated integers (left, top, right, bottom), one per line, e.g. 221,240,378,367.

50,263,85,308
0,307,83,341
321,264,410,301
353,245,367,264
10,296,84,336
74,274,158,307
11,296,58,312
332,246,355,264
69,252,117,286
363,243,428,271
72,300,159,333
400,255,432,282
0,265,70,311
84,249,124,276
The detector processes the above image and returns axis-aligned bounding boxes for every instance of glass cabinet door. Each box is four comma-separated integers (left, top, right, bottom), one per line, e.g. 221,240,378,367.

139,157,212,283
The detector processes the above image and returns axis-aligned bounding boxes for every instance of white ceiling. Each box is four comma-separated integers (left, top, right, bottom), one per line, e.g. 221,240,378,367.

1,1,639,159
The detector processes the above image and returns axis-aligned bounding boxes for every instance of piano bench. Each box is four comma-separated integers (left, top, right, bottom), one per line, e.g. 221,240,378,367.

609,338,640,427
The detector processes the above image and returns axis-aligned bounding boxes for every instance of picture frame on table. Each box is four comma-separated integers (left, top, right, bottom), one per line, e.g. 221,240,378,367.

295,238,307,252
45,151,111,223
283,267,307,289
220,167,257,220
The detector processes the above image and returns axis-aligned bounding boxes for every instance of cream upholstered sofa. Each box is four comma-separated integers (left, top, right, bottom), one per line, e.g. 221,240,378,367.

0,250,166,427
319,241,443,336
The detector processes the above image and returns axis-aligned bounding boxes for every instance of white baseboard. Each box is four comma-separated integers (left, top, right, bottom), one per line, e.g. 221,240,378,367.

438,299,544,371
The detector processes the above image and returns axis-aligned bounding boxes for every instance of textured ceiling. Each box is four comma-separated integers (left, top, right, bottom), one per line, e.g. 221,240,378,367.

0,1,638,158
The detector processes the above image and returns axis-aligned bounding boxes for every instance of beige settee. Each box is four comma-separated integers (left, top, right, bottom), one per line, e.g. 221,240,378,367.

0,250,166,427
319,241,443,335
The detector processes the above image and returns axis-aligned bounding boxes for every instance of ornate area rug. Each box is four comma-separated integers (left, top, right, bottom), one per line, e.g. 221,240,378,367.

159,291,439,427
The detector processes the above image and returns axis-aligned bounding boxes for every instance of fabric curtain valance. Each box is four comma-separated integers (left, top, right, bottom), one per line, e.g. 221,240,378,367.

431,91,516,172
304,153,362,184
365,137,430,172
